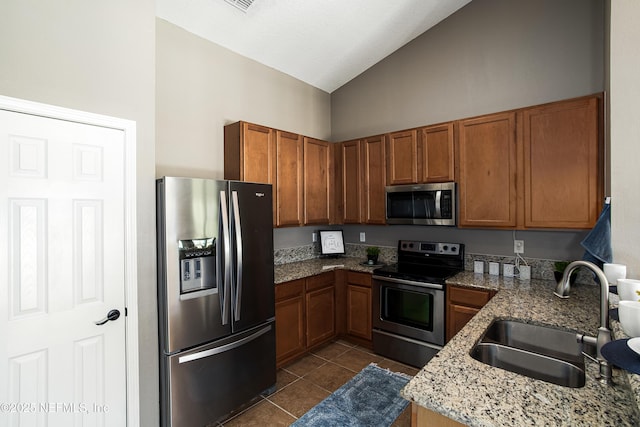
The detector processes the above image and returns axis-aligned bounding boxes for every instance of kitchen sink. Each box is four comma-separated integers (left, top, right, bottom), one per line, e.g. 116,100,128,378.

470,319,589,388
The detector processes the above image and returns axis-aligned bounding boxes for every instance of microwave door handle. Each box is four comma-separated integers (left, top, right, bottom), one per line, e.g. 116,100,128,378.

231,190,242,322
435,190,442,219
220,190,231,325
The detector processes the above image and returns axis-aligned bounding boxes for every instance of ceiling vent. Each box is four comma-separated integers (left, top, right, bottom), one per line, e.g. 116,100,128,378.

224,0,256,13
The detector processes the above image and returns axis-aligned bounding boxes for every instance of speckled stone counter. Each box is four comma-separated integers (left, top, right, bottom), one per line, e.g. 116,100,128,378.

274,257,380,284
402,271,640,426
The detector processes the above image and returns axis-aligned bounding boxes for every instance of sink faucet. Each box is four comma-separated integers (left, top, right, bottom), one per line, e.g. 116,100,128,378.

554,260,613,384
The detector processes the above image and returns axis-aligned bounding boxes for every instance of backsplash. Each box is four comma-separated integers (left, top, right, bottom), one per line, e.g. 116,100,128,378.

274,243,397,265
274,243,592,283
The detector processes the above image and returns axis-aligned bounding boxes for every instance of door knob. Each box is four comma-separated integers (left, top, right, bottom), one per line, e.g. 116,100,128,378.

94,309,121,325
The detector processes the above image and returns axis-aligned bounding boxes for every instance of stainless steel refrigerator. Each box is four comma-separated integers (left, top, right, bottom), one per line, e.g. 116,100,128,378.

156,177,276,427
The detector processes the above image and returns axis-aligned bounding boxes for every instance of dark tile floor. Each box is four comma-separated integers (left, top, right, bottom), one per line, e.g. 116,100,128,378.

215,340,419,426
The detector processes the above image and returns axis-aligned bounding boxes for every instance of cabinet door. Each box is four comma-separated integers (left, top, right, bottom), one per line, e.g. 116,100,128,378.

361,135,386,224
275,130,303,227
458,112,517,228
446,286,494,341
275,296,305,366
275,280,306,367
447,304,480,342
345,272,372,341
420,123,455,183
387,130,418,185
523,96,602,229
303,137,331,225
306,274,336,348
224,121,275,184
346,285,372,341
341,139,362,223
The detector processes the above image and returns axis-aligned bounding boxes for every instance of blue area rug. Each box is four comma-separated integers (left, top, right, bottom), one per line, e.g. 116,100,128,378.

292,363,411,427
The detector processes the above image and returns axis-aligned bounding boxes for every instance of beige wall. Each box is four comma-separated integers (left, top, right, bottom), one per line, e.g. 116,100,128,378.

610,0,640,278
156,19,332,179
331,0,605,141
0,1,158,425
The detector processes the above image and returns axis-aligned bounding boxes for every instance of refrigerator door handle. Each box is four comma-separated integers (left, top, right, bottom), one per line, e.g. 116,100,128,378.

177,324,272,364
231,191,243,321
220,190,231,325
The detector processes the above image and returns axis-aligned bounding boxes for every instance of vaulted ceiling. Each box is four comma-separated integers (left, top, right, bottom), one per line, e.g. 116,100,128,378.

156,0,473,93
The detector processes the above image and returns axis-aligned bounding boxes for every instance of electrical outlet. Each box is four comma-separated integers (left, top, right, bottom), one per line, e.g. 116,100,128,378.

489,262,500,276
312,232,317,243
514,240,524,254
359,232,366,242
474,261,484,274
503,264,515,277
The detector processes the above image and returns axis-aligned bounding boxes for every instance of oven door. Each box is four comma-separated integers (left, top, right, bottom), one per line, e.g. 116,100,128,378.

372,276,445,346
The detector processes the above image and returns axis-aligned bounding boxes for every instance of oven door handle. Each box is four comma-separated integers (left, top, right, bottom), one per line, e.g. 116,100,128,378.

372,275,444,290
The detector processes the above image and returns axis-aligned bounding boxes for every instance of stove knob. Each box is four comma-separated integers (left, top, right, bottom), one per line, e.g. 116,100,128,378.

409,243,414,248
401,243,407,249
443,245,448,251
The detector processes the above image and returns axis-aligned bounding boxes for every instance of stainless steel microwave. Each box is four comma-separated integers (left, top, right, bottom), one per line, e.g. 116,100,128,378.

385,182,456,226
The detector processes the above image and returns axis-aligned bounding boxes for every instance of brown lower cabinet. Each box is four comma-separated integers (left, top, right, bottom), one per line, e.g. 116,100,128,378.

305,272,336,348
345,271,372,343
275,279,306,367
275,272,336,367
412,404,465,427
446,285,495,342
275,270,374,367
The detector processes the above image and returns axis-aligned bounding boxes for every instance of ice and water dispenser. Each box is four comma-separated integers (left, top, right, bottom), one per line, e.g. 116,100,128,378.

178,237,216,294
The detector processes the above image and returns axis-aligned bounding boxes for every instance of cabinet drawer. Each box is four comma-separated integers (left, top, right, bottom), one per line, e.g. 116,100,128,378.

275,279,304,301
306,271,334,292
448,286,493,308
346,271,371,287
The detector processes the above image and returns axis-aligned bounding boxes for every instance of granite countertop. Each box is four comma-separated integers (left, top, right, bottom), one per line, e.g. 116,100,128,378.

402,271,640,426
274,256,381,284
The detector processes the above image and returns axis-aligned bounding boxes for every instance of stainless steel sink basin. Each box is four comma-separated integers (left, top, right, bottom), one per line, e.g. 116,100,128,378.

470,319,588,388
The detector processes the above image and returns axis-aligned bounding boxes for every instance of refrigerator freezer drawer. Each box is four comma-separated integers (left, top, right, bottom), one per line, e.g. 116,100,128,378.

161,322,276,427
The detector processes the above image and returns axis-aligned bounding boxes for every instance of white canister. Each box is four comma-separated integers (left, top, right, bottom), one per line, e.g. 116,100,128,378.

617,279,640,302
619,301,640,337
603,263,627,285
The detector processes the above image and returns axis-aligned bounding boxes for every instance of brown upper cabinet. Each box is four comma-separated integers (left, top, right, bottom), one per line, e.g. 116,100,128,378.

225,121,334,228
522,96,602,229
457,94,603,229
224,121,275,185
224,121,277,225
387,129,418,185
340,139,362,224
275,130,304,227
387,124,455,185
225,94,602,230
303,137,332,225
339,135,386,224
457,112,518,228
419,122,455,183
361,135,387,224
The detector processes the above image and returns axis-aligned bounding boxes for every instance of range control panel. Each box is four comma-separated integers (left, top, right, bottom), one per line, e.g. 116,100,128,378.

399,240,461,255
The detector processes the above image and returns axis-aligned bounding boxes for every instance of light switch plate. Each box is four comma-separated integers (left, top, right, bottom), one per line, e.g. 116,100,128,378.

514,240,524,254
519,265,531,280
359,232,366,242
489,262,500,276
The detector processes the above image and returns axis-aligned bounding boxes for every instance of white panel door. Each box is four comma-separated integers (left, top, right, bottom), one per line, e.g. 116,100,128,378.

0,110,127,427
